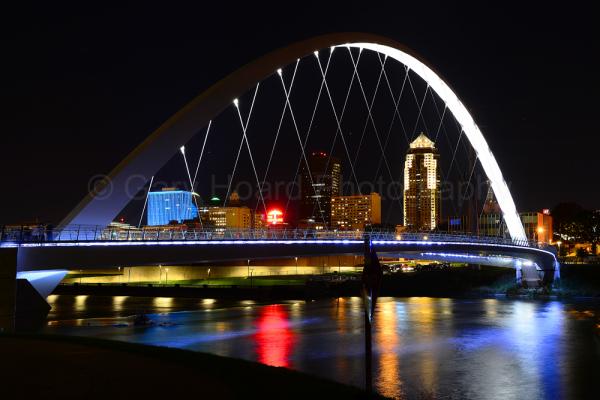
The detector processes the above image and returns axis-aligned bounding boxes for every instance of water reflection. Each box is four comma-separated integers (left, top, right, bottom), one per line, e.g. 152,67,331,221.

375,299,401,399
45,296,600,400
254,304,295,367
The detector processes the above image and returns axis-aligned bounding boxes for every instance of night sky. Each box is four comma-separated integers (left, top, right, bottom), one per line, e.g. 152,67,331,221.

1,2,598,225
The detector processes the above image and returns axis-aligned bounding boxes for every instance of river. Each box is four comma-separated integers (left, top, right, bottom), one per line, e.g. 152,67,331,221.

44,295,600,399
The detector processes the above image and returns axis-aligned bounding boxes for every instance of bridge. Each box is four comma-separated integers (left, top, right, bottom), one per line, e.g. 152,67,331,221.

0,32,559,331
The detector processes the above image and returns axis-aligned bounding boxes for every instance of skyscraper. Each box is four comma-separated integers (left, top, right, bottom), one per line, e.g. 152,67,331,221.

403,133,441,230
299,151,342,227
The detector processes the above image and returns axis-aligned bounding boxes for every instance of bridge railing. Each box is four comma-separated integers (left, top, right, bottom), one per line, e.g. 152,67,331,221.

0,224,547,249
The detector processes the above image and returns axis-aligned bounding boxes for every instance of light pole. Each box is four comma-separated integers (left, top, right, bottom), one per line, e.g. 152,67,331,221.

295,257,298,276
158,265,162,284
165,268,169,285
247,259,250,278
118,266,121,283
207,268,211,285
557,241,562,258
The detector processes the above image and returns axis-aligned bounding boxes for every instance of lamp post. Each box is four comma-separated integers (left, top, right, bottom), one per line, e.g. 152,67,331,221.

207,268,211,285
118,266,121,283
158,265,162,284
165,268,169,285
557,241,562,258
295,257,298,276
247,259,250,278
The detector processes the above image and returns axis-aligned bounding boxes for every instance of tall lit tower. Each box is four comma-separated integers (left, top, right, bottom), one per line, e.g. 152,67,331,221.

403,133,441,230
299,151,342,227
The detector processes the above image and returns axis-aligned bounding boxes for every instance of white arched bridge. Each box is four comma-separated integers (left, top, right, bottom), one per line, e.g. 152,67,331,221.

0,33,559,330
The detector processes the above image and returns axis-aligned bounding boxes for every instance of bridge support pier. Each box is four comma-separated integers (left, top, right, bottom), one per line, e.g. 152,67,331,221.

0,248,63,332
0,248,17,332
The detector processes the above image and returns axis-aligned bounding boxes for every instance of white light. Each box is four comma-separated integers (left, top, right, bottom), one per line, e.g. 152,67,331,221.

277,68,282,76
233,98,239,107
314,50,319,57
179,145,185,154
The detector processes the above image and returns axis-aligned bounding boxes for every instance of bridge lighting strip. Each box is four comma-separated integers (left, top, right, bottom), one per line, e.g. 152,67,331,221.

370,240,558,260
338,43,527,242
419,252,515,263
13,239,556,259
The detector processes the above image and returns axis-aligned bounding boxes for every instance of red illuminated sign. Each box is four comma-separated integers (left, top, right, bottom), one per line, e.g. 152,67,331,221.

267,209,283,225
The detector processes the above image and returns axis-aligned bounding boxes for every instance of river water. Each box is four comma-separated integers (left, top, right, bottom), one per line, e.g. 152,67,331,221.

44,295,600,399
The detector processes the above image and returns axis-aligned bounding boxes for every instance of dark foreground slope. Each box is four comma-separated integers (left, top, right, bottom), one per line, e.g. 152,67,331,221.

0,335,386,400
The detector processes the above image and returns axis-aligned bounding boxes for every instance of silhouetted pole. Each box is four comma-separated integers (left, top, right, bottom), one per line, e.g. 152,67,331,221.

361,236,382,396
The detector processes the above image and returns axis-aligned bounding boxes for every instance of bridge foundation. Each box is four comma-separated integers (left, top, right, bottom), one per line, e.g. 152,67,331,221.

0,248,60,332
0,248,17,332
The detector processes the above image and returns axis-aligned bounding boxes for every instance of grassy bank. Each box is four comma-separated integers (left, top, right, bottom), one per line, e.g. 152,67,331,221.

0,334,386,399
54,266,518,299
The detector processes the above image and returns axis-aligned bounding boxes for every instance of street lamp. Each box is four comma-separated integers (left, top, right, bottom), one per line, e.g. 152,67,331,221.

118,266,121,283
247,259,250,278
295,257,298,276
158,265,162,284
207,268,211,285
557,241,562,257
165,268,169,284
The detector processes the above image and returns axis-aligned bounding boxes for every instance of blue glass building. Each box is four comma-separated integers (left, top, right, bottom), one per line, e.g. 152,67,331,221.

147,189,198,226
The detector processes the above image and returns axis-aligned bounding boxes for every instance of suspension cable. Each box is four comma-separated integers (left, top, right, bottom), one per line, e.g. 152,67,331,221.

350,49,386,165
224,83,261,208
377,54,410,146
180,146,203,227
409,80,430,140
234,85,267,214
192,120,212,188
346,48,397,191
137,175,154,228
256,60,300,215
316,51,361,193
283,50,334,217
277,64,328,224
373,61,410,181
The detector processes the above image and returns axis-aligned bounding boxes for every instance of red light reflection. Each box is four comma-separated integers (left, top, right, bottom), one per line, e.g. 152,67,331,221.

254,304,295,367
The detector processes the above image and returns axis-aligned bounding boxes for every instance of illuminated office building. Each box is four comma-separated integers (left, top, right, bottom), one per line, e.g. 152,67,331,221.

147,188,199,226
331,193,381,230
205,206,252,229
403,133,441,230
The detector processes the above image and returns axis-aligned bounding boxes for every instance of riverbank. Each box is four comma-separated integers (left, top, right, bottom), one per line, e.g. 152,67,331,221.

0,334,385,399
53,266,519,299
